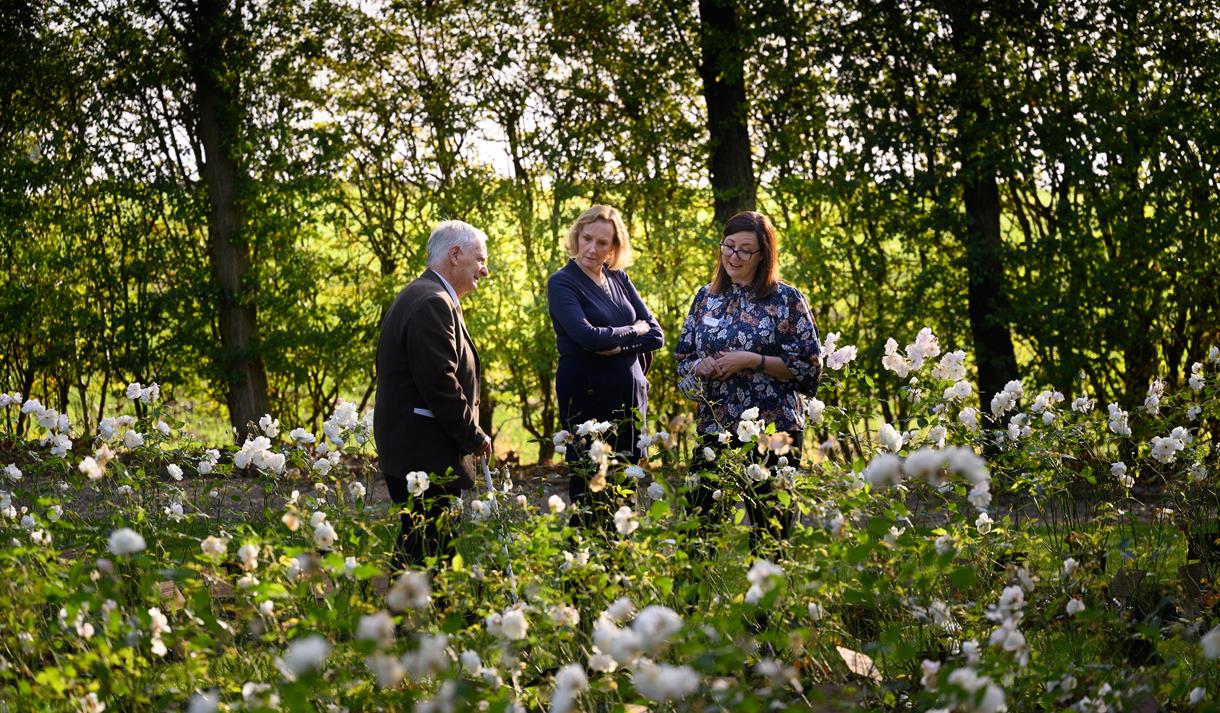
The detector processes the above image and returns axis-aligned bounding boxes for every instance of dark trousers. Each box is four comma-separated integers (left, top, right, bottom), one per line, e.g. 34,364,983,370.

385,475,455,572
687,432,804,553
563,430,635,531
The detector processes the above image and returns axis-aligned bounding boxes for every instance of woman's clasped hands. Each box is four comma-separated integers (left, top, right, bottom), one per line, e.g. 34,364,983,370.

596,320,650,356
694,350,758,380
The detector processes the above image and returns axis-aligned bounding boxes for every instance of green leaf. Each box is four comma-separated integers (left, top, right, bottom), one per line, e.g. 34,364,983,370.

866,516,893,538
847,542,874,564
34,667,68,694
842,588,868,605
948,566,976,590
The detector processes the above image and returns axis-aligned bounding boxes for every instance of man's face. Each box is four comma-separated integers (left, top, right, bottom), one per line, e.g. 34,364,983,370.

449,241,489,299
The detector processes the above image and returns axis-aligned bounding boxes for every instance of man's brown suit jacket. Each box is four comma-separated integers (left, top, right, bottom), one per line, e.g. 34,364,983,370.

374,269,484,493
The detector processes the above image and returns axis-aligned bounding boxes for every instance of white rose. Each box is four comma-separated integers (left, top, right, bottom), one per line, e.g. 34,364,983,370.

200,535,229,559
313,522,337,550
613,506,639,536
500,609,529,640
1202,625,1220,659
108,527,146,555
79,457,104,480
237,544,259,571
280,635,331,677
406,471,429,497
259,414,279,438
356,611,396,646
877,423,904,453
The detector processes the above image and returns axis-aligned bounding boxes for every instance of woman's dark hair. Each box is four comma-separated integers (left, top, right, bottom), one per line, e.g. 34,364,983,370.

710,211,780,300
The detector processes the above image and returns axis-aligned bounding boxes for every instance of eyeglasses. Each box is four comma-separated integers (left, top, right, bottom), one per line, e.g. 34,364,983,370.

720,241,760,260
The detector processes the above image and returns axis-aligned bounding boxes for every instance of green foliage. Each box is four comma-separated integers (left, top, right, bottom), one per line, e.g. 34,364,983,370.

2,338,1218,709
2,0,1218,464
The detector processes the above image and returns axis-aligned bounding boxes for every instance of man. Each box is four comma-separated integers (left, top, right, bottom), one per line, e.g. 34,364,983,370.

374,220,492,571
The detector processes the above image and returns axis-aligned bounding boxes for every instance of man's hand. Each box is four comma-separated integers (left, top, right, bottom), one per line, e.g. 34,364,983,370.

475,435,492,458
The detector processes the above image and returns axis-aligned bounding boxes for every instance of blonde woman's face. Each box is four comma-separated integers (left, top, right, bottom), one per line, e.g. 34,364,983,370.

576,219,616,274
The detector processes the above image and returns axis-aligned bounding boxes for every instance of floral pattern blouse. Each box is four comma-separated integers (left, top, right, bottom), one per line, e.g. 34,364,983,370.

675,282,822,435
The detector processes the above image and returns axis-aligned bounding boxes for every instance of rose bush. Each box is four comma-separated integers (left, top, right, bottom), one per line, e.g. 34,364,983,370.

0,333,1217,711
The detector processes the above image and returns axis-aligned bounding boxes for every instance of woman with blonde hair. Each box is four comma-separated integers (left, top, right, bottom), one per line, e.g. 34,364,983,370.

547,205,664,516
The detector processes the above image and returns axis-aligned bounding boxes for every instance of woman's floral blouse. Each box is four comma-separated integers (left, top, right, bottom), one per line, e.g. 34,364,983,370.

675,282,822,435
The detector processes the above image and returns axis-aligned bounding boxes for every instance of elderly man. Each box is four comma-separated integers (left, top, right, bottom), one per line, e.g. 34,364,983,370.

375,220,492,570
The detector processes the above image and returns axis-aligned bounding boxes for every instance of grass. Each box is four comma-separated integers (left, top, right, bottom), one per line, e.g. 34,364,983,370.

490,404,543,465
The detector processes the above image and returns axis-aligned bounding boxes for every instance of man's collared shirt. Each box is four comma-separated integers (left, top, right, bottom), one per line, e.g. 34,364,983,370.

430,268,459,306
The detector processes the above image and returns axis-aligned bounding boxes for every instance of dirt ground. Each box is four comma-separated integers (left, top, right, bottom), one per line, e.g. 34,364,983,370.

20,455,572,523
12,449,1171,529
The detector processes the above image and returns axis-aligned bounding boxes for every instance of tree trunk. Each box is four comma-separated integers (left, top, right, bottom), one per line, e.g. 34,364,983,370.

186,0,270,440
947,4,1019,405
961,172,1020,403
697,0,756,227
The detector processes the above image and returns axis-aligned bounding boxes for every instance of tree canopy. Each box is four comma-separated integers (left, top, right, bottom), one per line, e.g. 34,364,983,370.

4,0,1217,458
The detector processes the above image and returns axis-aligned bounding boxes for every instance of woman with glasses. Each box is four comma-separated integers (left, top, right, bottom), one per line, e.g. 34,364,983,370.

674,211,822,551
548,205,664,521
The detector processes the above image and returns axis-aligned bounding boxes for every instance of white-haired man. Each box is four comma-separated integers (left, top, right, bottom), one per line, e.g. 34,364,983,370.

375,220,492,570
